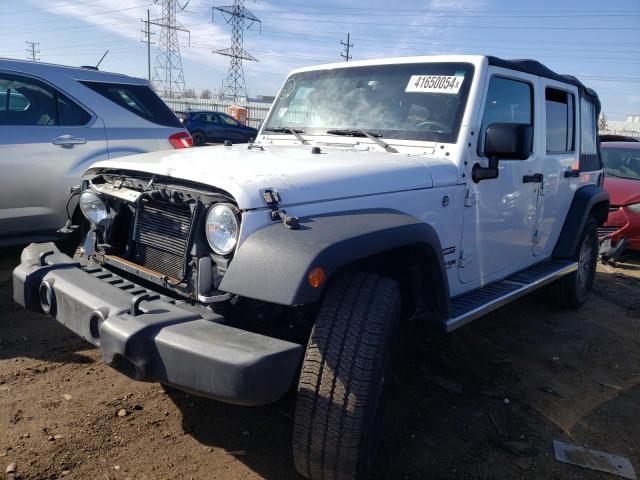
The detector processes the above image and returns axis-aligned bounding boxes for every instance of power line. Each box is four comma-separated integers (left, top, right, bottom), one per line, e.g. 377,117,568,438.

150,0,190,98
212,0,261,101
25,41,40,62
340,33,352,62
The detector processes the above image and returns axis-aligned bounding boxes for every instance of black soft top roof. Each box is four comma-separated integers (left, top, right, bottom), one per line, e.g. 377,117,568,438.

487,56,600,112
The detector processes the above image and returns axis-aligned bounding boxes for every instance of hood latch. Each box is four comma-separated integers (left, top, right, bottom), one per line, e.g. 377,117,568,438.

262,189,300,229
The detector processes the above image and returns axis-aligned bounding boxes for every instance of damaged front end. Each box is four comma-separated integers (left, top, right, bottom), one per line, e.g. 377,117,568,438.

77,170,237,304
12,170,305,405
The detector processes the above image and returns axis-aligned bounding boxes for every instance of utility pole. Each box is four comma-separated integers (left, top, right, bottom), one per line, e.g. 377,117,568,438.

141,9,155,82
212,1,261,102
340,33,352,62
26,41,40,62
149,0,190,98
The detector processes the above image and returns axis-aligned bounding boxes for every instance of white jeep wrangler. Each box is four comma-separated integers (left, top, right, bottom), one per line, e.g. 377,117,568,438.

13,55,609,479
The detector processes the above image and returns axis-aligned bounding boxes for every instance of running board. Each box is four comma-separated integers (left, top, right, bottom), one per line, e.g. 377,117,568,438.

446,259,578,333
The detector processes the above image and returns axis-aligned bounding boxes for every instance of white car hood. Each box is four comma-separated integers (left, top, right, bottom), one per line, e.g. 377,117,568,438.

87,144,450,210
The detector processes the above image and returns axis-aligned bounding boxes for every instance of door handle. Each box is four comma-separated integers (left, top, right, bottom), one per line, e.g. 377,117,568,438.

523,173,543,183
52,135,87,148
564,169,580,178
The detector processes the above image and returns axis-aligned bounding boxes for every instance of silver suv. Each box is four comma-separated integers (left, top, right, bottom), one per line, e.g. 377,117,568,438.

0,58,191,246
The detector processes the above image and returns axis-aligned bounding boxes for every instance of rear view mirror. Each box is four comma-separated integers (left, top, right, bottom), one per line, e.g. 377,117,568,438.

473,123,533,182
484,123,533,160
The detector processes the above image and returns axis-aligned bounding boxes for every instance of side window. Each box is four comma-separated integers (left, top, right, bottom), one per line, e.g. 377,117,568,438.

0,74,57,126
479,76,533,154
545,88,574,153
0,73,89,126
579,96,601,171
220,114,240,127
57,94,91,126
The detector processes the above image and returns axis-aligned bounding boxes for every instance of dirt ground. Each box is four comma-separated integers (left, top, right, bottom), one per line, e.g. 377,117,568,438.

1,247,639,480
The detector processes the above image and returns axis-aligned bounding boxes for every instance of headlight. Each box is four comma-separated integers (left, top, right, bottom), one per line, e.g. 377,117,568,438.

79,190,108,223
627,203,640,213
205,203,239,255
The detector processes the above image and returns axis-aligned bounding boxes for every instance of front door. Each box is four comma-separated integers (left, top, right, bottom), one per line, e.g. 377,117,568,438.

458,69,543,285
0,72,108,237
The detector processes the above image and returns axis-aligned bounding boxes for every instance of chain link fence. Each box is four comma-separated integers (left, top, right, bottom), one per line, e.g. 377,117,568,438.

160,97,272,129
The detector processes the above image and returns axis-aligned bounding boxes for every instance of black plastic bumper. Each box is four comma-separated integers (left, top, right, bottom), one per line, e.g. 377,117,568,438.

12,243,303,406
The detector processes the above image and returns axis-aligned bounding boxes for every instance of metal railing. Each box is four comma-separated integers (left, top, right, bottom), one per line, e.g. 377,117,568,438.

160,97,272,129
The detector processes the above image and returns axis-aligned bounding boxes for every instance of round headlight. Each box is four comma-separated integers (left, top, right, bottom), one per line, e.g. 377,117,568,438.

205,203,239,255
79,190,108,223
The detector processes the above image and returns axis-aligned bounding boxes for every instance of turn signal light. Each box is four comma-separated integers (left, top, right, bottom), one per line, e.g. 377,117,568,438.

169,131,193,149
308,267,326,288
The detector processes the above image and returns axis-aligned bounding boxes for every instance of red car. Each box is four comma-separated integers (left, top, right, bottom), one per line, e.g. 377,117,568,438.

599,142,640,259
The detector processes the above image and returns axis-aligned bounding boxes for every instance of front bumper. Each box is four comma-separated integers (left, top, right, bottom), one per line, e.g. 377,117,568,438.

12,243,303,406
600,206,640,251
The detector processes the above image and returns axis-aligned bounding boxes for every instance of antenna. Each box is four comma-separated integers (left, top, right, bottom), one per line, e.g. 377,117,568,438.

96,50,109,69
212,0,261,101
150,0,191,98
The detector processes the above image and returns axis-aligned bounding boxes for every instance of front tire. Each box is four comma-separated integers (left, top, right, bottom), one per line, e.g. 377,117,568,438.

293,271,400,480
548,216,599,308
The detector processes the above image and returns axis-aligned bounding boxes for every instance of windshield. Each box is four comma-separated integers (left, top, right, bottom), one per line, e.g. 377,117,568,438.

602,147,640,180
263,62,475,143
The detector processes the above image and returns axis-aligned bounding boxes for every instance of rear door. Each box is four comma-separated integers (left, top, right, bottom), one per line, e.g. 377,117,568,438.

0,71,107,237
532,81,580,256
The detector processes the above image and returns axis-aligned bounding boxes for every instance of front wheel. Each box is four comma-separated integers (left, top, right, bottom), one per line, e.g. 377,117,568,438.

547,216,599,308
293,271,401,480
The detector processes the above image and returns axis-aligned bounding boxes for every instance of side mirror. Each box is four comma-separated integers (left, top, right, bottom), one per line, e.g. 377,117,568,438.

473,123,533,182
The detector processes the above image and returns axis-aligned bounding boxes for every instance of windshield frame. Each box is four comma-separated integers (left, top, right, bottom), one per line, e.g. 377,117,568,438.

261,61,476,144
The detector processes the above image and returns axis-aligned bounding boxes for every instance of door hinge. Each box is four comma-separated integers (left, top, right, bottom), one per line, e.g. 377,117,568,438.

458,249,475,268
464,190,477,207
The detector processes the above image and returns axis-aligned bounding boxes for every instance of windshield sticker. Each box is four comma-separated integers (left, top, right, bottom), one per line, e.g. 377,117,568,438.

277,107,288,118
405,74,464,94
280,78,295,99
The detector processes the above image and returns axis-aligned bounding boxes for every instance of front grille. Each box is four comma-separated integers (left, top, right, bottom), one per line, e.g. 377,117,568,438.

598,226,622,237
133,200,193,279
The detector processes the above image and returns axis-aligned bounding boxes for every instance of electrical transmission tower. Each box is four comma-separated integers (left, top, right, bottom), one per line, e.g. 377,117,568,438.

26,41,40,62
341,33,353,62
150,0,190,98
212,1,261,101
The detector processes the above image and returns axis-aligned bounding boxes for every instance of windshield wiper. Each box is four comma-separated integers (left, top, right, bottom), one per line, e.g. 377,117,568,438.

263,127,309,145
325,129,398,153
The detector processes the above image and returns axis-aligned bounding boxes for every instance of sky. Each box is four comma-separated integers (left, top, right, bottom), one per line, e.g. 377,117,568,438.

0,0,638,120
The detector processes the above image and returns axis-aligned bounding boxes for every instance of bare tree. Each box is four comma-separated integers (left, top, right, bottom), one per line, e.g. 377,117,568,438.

200,89,213,99
182,87,196,99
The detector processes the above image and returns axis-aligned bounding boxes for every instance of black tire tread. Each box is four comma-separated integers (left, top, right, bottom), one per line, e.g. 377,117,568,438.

546,216,598,308
293,271,400,480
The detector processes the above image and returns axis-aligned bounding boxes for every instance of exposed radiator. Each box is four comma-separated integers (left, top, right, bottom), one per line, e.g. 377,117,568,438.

133,200,193,280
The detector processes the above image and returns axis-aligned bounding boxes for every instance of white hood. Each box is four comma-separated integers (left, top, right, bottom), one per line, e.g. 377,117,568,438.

87,144,452,210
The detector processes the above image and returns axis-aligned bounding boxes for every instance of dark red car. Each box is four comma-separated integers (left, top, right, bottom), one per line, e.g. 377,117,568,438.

599,142,640,258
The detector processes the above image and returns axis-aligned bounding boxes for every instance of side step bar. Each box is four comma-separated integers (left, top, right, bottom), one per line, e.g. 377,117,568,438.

446,259,578,333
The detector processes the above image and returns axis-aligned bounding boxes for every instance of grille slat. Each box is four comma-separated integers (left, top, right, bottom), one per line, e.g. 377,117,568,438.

599,226,622,237
133,200,192,279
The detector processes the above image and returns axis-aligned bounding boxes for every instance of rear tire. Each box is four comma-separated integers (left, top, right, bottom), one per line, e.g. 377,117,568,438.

547,216,599,308
293,271,401,480
192,132,206,146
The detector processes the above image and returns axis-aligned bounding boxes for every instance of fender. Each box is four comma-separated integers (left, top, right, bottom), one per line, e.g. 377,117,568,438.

553,184,609,258
219,209,450,311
